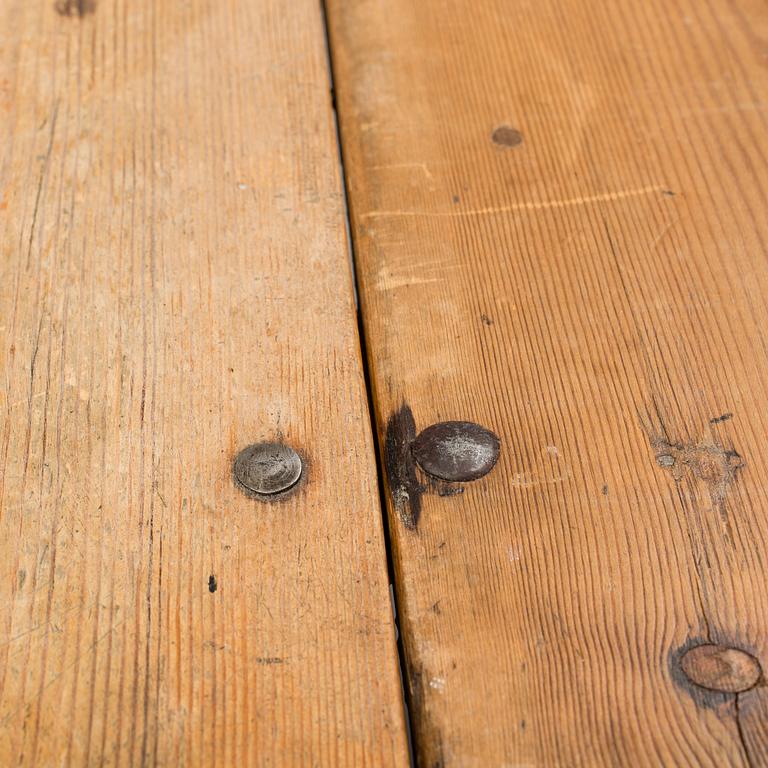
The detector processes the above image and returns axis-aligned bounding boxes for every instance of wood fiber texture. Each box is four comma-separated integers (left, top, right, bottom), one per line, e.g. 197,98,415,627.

0,0,409,765
326,0,768,764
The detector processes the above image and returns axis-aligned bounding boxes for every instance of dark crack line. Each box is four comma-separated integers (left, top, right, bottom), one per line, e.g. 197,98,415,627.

317,2,415,764
734,693,755,768
26,102,59,270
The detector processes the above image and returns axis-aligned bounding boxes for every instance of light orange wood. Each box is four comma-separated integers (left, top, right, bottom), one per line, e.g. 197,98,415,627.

327,0,768,764
0,1,409,765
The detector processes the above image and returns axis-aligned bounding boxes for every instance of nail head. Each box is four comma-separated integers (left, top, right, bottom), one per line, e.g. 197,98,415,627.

233,442,303,497
412,421,500,482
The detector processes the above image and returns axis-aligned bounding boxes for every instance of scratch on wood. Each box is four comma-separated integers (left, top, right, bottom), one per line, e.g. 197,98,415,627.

376,274,442,292
370,162,434,180
1,617,125,726
26,103,59,270
361,185,667,220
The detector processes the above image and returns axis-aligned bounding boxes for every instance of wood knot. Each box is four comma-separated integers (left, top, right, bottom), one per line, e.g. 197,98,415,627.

680,644,761,693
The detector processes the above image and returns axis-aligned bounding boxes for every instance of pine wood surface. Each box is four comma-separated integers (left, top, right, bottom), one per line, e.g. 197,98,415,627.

0,1,409,765
326,0,768,764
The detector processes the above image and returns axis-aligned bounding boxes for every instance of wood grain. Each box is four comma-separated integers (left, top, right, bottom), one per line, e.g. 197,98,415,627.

326,0,768,764
0,1,409,765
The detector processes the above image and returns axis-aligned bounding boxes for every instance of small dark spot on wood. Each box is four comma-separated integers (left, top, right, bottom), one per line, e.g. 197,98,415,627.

431,601,441,614
413,421,500,482
679,644,761,693
54,0,96,17
480,313,493,326
208,575,217,593
491,125,523,148
710,412,733,425
426,475,465,497
17,570,26,589
452,195,460,204
255,657,285,665
520,719,526,731
601,484,609,495
662,189,676,197
384,404,423,529
435,482,464,497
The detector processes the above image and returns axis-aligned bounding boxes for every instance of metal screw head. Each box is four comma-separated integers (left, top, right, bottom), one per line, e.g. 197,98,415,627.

412,421,500,482
233,442,303,498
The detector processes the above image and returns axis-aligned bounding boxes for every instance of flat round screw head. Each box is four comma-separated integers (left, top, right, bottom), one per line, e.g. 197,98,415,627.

233,442,302,497
412,421,500,482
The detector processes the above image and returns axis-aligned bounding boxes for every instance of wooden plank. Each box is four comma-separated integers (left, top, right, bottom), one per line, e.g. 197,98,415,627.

0,1,409,765
326,0,768,764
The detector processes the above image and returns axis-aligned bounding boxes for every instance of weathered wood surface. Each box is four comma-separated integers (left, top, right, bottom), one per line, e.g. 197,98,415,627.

0,1,409,765
327,0,768,764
